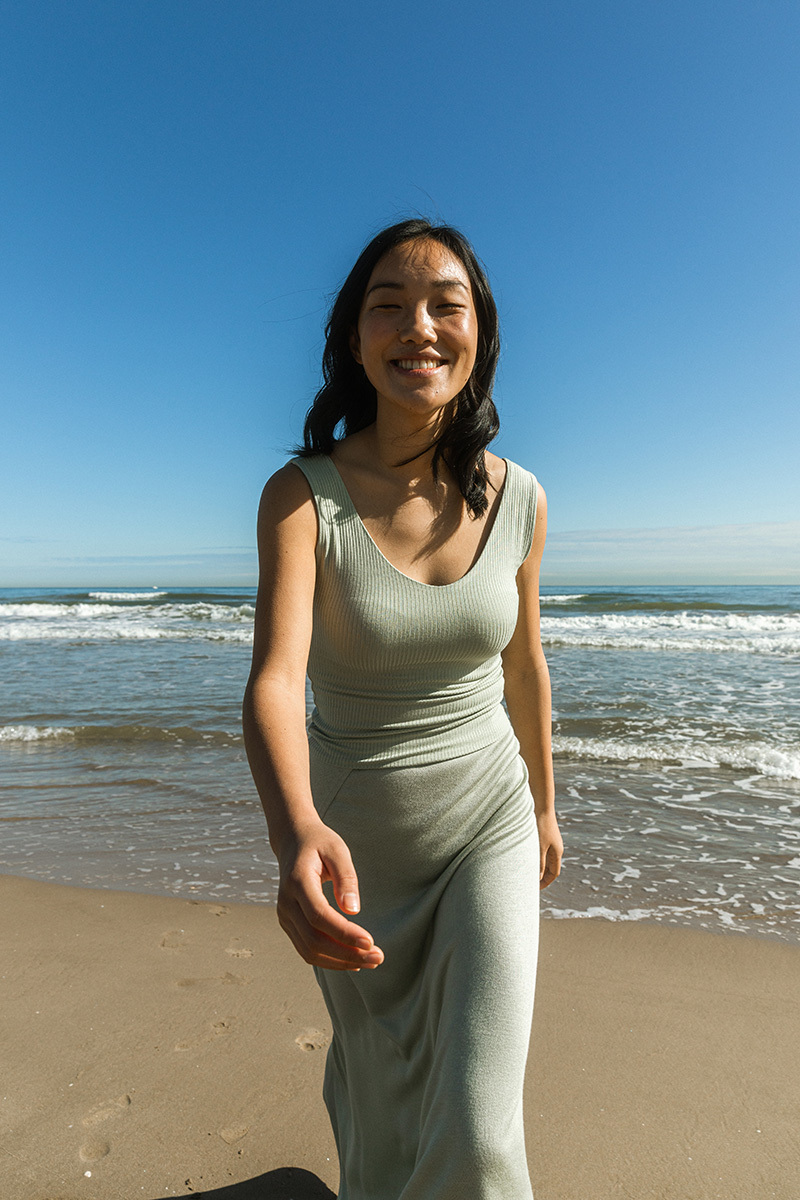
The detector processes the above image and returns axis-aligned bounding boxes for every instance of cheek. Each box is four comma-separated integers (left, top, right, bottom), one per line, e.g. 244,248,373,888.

456,317,479,363
460,334,479,376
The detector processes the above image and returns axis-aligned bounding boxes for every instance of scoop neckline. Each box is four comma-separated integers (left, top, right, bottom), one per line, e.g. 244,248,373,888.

325,456,510,590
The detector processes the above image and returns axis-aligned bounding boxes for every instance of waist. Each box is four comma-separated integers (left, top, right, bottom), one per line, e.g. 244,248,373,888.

307,700,515,769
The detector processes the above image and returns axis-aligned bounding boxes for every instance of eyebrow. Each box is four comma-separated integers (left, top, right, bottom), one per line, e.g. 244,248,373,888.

365,277,470,297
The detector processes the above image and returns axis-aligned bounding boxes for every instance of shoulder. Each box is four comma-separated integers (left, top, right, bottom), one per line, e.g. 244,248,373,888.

491,454,544,513
493,456,546,567
484,449,508,493
256,462,318,542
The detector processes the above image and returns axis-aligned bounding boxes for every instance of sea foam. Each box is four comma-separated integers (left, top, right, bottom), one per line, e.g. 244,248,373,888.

541,609,800,655
553,734,800,780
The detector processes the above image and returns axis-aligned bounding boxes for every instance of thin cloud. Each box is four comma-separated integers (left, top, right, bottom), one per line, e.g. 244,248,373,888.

544,521,800,583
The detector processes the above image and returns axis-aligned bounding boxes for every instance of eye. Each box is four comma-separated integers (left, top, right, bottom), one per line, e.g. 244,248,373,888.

437,301,465,311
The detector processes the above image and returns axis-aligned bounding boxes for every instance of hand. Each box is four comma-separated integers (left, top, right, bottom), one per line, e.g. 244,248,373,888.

275,817,385,971
537,810,563,890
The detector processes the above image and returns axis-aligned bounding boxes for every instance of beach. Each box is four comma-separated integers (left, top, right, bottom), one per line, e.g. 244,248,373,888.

2,584,799,1196
2,872,799,1199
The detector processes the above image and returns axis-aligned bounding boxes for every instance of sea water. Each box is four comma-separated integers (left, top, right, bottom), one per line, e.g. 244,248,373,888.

1,585,798,941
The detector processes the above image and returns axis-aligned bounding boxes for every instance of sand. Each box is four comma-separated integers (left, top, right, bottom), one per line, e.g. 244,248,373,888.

0,874,798,1200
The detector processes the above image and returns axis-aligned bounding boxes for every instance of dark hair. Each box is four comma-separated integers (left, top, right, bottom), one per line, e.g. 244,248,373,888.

297,218,501,518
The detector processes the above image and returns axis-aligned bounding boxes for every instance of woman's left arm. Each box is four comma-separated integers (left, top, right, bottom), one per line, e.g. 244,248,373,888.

501,484,563,889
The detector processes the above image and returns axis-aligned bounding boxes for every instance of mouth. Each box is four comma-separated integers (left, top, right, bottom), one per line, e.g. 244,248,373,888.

392,358,445,374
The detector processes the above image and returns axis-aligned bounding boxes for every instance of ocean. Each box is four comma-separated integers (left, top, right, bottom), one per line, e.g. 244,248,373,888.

1,585,798,941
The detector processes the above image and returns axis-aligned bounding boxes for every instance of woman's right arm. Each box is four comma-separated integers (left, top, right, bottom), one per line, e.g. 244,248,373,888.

242,464,383,971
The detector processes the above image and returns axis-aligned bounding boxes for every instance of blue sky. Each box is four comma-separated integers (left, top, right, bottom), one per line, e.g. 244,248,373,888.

1,0,798,585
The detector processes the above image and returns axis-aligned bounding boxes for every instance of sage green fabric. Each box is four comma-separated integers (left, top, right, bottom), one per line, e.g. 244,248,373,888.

292,454,541,1200
292,455,538,769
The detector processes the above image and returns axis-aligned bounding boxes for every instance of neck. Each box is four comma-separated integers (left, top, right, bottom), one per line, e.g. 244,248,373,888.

368,406,451,484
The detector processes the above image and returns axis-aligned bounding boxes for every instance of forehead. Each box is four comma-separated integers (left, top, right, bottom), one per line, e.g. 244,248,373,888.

364,238,472,293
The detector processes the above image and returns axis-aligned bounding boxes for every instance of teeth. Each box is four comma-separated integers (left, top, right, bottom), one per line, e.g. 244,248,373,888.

397,359,441,370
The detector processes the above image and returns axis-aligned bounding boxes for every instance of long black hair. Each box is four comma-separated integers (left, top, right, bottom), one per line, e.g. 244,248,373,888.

297,218,501,518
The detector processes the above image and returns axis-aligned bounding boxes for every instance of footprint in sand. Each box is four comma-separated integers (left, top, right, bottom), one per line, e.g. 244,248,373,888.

224,938,253,959
188,901,230,917
219,1125,248,1144
82,1094,131,1127
174,972,249,990
174,1018,235,1052
79,1137,110,1161
295,1029,331,1052
160,929,188,950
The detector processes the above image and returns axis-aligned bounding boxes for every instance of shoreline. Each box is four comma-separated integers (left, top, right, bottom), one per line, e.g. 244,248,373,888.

2,858,796,946
2,874,798,1199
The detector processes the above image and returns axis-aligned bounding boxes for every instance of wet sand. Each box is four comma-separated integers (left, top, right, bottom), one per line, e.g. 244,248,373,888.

1,874,798,1199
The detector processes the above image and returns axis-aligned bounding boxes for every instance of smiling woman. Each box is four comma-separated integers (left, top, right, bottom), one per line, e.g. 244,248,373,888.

298,218,502,520
350,240,478,417
243,218,562,1199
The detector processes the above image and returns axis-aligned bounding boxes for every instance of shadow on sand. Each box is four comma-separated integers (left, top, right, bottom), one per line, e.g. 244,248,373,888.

150,1167,336,1199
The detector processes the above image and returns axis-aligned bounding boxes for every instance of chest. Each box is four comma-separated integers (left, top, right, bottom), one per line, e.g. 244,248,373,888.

340,477,504,588
312,532,521,675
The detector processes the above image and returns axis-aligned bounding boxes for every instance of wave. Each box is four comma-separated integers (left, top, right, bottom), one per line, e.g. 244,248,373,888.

0,723,243,746
553,733,800,780
0,600,257,642
89,590,167,601
6,724,797,780
540,902,795,936
540,593,588,605
0,724,72,742
0,601,255,620
1,594,798,654
541,610,800,655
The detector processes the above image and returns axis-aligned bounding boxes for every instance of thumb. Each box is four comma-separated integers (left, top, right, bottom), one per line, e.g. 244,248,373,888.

324,839,362,917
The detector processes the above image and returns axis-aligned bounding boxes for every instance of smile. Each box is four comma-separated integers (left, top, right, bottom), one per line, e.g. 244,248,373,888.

393,359,444,372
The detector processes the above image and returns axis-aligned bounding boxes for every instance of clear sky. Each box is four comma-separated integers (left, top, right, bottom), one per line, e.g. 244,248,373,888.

2,0,798,585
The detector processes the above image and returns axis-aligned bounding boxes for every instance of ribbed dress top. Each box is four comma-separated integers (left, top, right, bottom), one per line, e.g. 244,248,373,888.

290,454,539,768
288,452,542,1200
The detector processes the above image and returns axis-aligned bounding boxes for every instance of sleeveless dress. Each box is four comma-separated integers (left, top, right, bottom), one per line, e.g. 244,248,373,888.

291,454,541,1200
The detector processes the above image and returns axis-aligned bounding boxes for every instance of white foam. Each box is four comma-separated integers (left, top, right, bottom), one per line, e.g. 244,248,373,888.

541,610,800,654
89,591,167,600
540,593,588,605
0,724,74,742
0,600,256,642
554,734,800,780
0,602,127,618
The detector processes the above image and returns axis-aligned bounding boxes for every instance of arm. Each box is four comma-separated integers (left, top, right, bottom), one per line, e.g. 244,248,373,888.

242,464,383,970
501,484,563,888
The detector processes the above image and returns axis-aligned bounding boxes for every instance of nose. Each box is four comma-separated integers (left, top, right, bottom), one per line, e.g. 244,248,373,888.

399,302,436,344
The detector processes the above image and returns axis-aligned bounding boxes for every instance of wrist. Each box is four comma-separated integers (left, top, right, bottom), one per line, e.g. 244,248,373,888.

267,805,324,859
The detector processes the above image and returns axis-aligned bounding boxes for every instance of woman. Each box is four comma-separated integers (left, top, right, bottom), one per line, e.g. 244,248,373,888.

243,218,562,1199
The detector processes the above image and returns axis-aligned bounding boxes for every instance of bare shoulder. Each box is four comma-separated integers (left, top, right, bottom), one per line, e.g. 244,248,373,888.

485,452,545,512
525,480,547,569
257,462,317,541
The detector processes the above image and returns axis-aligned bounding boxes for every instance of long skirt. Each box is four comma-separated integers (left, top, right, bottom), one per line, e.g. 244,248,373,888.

309,726,540,1200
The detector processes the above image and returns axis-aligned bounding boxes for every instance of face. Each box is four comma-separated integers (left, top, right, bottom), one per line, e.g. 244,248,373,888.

350,238,479,424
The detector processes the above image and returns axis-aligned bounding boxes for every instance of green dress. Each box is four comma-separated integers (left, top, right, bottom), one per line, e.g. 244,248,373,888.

292,454,541,1200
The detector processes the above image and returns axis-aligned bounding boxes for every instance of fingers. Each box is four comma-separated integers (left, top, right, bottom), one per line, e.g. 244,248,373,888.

279,899,384,970
278,830,385,970
539,842,562,890
329,854,361,916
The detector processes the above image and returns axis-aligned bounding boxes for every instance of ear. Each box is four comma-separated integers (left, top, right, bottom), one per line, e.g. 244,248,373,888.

349,327,362,365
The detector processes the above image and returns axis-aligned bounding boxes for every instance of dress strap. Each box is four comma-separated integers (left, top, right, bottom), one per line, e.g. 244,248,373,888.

290,455,353,562
500,461,539,568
